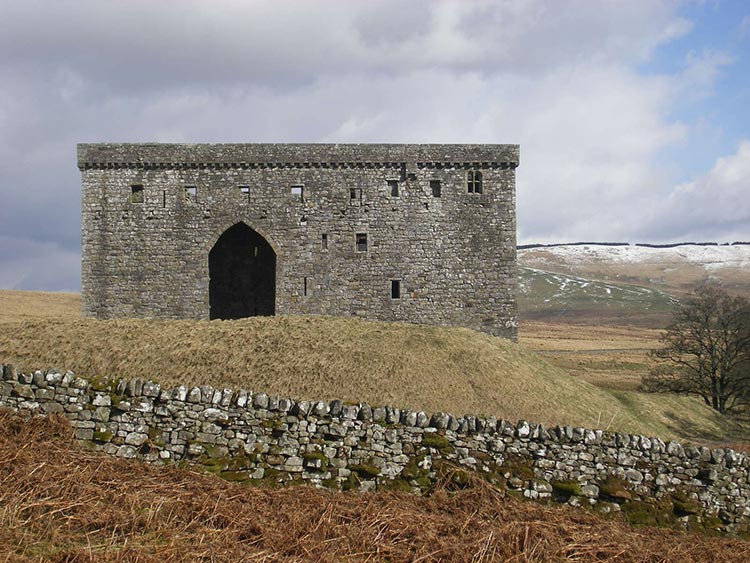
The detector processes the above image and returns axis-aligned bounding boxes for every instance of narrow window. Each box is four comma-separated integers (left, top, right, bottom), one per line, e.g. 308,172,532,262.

321,233,328,249
356,233,368,252
185,185,197,203
391,280,401,299
388,180,399,197
303,277,308,296
130,184,144,204
430,180,441,197
162,190,167,207
349,188,357,200
467,170,482,194
291,185,304,202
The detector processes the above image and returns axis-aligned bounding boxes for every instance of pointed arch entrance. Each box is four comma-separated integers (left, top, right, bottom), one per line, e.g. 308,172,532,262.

209,223,276,319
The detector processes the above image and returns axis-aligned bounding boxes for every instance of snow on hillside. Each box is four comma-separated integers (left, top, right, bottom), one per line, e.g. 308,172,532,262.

518,244,750,271
518,267,678,304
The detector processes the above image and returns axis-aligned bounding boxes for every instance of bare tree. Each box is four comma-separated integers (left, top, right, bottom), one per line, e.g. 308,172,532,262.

643,286,750,414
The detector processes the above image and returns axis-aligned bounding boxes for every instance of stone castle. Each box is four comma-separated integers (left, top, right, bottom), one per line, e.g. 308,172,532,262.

78,143,518,339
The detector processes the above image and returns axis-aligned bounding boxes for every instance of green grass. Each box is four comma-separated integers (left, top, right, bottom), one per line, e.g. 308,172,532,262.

518,267,678,326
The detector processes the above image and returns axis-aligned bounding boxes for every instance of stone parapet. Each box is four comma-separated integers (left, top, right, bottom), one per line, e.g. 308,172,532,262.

77,143,520,169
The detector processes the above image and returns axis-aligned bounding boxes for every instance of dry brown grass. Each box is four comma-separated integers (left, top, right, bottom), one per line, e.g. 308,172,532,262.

0,315,622,427
519,321,661,391
0,314,733,441
0,290,742,442
0,289,80,323
0,289,739,441
2,410,749,563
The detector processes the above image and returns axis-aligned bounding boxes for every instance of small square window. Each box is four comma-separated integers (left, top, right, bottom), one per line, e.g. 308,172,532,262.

356,233,368,252
130,184,144,204
239,186,250,197
321,233,328,249
430,180,441,198
388,180,399,197
467,170,482,194
350,188,358,200
291,185,304,202
185,186,197,203
391,280,401,299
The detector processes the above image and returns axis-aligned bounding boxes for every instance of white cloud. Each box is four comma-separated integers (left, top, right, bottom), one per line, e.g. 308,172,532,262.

0,0,743,289
677,49,734,102
643,140,750,241
741,15,750,36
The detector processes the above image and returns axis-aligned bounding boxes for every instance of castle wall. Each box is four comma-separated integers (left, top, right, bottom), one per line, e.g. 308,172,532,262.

2,363,749,533
79,144,518,339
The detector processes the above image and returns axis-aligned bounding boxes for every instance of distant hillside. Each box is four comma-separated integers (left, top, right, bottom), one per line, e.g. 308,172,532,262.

517,267,678,327
518,243,750,298
517,243,750,327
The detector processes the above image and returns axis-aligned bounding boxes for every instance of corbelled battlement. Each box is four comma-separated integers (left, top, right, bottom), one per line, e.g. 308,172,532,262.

77,143,520,169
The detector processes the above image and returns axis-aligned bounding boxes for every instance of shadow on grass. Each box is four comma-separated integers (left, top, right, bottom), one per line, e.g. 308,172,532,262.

660,409,750,445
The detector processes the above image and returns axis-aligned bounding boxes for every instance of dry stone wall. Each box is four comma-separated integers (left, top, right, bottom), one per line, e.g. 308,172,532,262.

2,362,750,534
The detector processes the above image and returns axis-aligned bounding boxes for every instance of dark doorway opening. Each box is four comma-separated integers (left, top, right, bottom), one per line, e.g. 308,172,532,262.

209,223,276,319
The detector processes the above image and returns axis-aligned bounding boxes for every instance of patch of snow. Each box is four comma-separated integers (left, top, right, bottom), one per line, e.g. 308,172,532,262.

519,244,750,271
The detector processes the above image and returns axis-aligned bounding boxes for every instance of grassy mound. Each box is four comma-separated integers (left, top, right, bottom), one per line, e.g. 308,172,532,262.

2,410,749,562
0,301,731,440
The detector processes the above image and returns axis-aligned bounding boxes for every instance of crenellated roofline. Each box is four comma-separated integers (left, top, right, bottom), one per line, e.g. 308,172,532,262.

77,143,520,171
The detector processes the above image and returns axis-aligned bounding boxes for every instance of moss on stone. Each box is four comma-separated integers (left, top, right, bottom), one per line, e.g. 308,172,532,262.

260,416,284,430
203,445,229,459
421,433,453,453
414,476,432,490
200,457,230,474
621,500,676,528
92,430,113,442
302,451,329,472
220,470,252,482
262,467,285,483
349,462,381,478
551,480,580,497
321,477,340,490
597,476,632,501
89,376,119,393
147,427,166,447
401,455,427,480
499,455,535,481
671,490,702,516
341,473,360,491
227,455,254,471
378,477,413,493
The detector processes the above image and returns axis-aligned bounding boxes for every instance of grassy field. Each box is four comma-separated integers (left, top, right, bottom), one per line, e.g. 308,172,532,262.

2,410,749,563
0,289,80,323
519,321,661,391
0,289,740,443
517,267,678,327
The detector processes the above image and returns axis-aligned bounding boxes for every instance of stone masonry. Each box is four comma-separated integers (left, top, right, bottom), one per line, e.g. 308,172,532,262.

2,362,750,534
78,144,518,339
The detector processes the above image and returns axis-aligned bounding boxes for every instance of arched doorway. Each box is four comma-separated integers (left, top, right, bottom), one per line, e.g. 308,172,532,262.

209,223,276,319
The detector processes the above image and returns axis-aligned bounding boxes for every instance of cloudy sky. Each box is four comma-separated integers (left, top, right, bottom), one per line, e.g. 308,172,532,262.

0,0,749,292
